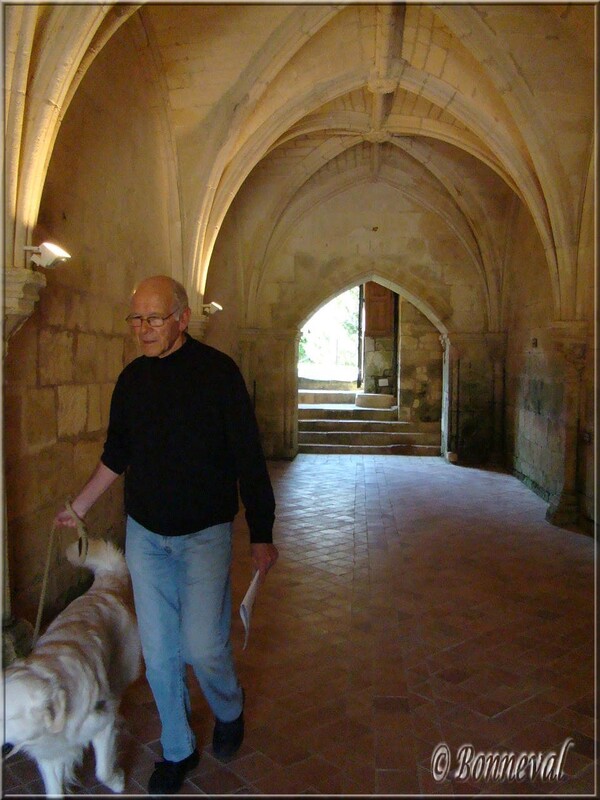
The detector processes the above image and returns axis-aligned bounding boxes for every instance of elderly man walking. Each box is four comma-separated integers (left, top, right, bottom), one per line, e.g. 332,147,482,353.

55,275,278,795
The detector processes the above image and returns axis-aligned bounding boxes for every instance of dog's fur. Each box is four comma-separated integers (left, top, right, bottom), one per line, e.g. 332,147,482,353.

2,539,141,796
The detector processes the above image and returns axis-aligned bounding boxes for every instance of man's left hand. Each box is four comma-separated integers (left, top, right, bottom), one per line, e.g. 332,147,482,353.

251,543,279,583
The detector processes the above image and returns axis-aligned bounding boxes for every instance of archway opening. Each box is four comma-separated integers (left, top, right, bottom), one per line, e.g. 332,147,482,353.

298,286,360,391
296,281,445,456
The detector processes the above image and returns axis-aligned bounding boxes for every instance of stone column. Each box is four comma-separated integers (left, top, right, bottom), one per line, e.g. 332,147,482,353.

440,334,453,459
442,333,470,462
3,265,46,661
239,327,300,459
545,321,587,526
485,332,507,466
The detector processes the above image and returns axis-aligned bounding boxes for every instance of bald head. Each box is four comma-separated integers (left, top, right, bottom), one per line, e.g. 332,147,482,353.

133,276,189,310
130,275,191,358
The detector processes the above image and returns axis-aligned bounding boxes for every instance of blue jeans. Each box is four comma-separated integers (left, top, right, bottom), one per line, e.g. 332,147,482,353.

125,517,243,762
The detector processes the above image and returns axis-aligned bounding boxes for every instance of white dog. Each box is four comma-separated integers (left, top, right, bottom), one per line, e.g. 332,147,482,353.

2,538,141,796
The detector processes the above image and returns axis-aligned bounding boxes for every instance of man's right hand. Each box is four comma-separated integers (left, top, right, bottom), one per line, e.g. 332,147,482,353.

52,462,120,529
53,504,83,528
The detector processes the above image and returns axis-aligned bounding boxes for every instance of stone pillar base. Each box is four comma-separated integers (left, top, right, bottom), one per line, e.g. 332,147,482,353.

488,448,506,468
2,616,34,665
546,491,580,527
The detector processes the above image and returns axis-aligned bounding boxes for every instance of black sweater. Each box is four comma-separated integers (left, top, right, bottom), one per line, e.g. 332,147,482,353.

101,336,275,541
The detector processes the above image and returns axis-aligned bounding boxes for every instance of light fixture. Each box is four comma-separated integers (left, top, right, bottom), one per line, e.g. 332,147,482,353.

24,241,71,269
201,301,223,315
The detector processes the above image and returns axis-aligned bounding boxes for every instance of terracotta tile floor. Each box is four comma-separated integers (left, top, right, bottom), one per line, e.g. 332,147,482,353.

3,456,596,796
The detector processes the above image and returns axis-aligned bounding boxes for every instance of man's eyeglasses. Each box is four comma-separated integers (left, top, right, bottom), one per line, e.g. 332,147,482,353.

126,310,179,328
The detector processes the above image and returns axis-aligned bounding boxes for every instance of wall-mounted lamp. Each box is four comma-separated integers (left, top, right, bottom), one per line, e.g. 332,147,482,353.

24,242,71,269
202,301,223,316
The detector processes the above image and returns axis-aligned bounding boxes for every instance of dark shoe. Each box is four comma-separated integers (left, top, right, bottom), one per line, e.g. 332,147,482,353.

212,693,244,761
148,749,200,795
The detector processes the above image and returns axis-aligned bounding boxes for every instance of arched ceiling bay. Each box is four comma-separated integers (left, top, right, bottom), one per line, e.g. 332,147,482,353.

7,3,592,329
138,2,593,324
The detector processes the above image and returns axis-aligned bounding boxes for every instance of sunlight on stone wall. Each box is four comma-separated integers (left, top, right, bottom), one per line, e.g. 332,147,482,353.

4,23,176,621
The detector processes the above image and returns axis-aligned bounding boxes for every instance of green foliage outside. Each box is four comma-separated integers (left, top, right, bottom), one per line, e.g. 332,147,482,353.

299,287,360,380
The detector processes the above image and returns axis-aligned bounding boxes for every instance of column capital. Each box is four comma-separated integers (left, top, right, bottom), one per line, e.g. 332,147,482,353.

550,320,587,375
3,266,46,342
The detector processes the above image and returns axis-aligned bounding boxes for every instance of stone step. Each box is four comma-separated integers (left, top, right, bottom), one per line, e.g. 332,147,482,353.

297,397,441,455
299,419,434,434
298,378,357,391
298,430,438,446
298,443,442,456
298,390,399,408
355,392,396,409
298,405,398,421
298,389,357,404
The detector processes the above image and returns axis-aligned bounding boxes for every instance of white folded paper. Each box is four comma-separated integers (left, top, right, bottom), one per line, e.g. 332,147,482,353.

239,571,261,650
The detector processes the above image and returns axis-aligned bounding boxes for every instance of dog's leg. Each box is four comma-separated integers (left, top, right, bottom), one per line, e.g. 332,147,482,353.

92,717,124,793
37,758,66,797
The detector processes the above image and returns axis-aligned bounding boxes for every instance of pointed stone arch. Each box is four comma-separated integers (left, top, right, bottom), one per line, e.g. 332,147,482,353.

296,272,450,454
293,266,449,338
245,169,489,333
244,262,464,460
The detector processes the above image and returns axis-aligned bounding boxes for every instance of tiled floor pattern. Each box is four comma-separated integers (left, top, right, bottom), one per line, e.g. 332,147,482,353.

3,456,596,796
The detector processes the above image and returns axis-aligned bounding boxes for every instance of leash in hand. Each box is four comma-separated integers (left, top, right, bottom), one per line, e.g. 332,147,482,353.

33,500,89,645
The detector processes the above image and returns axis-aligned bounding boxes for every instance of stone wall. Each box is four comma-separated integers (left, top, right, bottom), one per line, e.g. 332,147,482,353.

504,206,560,500
451,336,495,464
398,298,443,424
238,329,299,460
363,335,395,395
503,201,593,525
4,23,176,621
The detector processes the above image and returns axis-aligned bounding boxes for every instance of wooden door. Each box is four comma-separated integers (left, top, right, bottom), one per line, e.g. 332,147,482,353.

364,281,395,337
